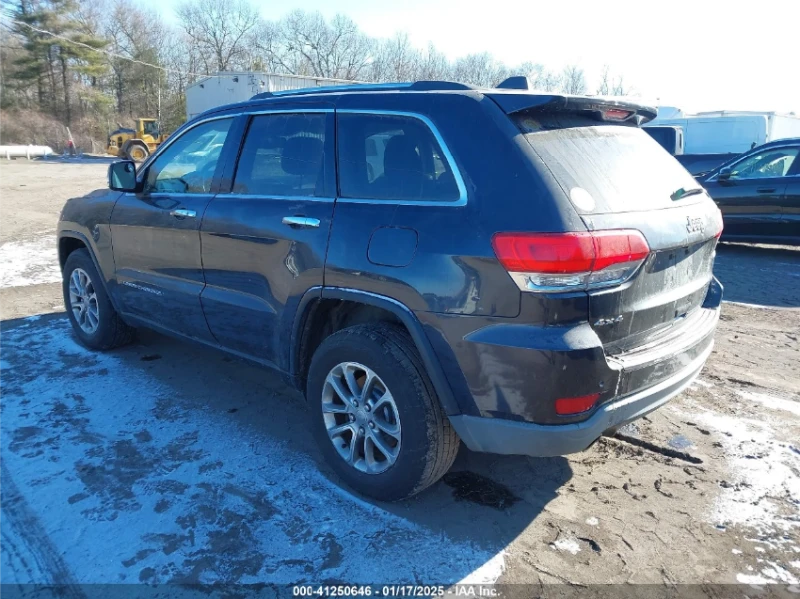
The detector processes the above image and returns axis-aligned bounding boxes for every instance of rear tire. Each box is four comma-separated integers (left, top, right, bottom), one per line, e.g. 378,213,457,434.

307,323,459,501
62,248,134,350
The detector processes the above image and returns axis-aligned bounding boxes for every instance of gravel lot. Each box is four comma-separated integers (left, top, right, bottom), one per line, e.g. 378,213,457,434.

1,160,799,589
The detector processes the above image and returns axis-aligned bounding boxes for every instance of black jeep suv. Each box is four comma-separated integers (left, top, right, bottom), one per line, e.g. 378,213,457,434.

58,81,724,501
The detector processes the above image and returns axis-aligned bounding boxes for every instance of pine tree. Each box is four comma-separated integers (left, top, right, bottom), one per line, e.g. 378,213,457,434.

10,0,107,125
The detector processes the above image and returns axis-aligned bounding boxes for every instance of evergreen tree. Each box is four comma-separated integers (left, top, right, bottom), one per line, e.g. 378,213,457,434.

9,0,107,125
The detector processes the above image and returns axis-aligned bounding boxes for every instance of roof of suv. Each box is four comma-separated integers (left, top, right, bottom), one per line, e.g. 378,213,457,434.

194,79,658,124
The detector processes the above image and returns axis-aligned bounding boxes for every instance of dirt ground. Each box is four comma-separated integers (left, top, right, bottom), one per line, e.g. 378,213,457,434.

1,160,798,589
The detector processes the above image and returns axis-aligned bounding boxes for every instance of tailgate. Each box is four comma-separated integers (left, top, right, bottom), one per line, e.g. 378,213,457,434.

584,203,719,352
507,104,723,352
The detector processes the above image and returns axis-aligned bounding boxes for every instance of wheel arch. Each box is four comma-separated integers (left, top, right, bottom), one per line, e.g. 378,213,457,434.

290,287,462,416
58,231,122,313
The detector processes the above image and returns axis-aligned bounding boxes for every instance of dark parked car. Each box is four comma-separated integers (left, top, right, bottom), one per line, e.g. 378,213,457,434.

58,81,723,500
676,153,739,177
698,138,800,244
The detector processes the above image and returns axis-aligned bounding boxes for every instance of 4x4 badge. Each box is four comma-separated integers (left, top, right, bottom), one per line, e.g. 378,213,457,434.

594,315,624,326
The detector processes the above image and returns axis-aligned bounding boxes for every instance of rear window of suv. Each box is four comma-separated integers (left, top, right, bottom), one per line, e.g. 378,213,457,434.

337,113,460,203
513,113,699,215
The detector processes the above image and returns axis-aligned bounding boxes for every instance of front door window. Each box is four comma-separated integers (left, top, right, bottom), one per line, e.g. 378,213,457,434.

144,119,232,194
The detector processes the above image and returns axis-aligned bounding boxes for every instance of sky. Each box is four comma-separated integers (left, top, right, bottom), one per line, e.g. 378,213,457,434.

142,0,800,115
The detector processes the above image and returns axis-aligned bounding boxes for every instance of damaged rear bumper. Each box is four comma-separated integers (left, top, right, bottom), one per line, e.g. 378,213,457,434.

449,338,713,457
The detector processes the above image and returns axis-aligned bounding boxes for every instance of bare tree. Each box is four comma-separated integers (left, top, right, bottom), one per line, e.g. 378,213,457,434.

596,65,610,95
451,52,507,87
516,61,561,91
244,19,289,73
596,65,633,96
3,0,639,149
561,64,586,95
278,11,372,80
610,73,633,96
370,32,419,82
417,42,450,80
176,0,259,73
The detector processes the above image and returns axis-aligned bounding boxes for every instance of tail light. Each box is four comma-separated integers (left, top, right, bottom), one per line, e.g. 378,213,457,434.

492,230,650,292
600,108,633,121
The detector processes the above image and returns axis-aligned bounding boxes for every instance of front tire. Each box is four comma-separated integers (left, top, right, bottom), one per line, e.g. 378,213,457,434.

125,143,149,162
62,248,134,350
307,324,459,501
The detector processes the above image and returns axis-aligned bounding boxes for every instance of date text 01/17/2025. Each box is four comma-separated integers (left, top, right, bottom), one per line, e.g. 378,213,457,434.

292,586,499,597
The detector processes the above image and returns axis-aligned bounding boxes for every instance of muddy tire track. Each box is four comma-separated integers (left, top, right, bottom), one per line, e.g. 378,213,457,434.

1,462,86,597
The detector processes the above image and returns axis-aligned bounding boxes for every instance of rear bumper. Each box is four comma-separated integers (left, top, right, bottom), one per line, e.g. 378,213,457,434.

450,338,713,457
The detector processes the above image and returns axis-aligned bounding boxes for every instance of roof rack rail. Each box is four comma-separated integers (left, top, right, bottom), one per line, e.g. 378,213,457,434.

251,80,475,100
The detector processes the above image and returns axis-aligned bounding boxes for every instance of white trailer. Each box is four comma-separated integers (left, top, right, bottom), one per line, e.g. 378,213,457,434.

649,111,800,154
185,72,360,120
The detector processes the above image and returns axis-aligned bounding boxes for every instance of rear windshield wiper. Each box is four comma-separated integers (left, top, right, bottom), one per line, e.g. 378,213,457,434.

670,187,705,202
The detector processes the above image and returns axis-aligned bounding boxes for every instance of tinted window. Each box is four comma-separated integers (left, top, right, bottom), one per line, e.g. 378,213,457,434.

233,113,327,196
513,113,699,214
145,118,231,194
727,147,799,180
337,113,460,202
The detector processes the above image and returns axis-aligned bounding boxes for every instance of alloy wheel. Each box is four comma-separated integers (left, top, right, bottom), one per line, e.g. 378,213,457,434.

321,361,402,474
68,267,100,334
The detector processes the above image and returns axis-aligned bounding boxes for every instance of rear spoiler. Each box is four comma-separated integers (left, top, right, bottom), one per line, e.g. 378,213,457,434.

486,89,657,126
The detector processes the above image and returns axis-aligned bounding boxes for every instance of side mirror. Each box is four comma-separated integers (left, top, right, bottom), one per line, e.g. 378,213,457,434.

717,166,733,181
108,160,137,192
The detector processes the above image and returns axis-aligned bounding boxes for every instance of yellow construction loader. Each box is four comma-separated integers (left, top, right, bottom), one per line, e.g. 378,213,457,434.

106,118,168,162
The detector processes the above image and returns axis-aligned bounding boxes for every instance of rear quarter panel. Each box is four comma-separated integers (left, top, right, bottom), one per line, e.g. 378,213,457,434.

325,91,584,318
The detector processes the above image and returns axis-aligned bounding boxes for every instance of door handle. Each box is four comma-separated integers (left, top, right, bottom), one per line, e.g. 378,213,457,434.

282,216,320,228
757,188,776,194
170,209,196,218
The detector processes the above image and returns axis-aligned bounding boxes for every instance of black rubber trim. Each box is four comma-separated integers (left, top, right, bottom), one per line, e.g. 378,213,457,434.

57,230,123,314
290,287,461,416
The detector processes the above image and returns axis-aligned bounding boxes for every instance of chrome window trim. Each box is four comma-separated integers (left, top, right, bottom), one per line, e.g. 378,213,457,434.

137,107,468,206
271,83,410,96
335,109,468,207
224,194,335,203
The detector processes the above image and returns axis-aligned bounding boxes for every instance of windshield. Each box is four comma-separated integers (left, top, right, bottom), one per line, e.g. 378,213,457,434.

142,120,160,136
513,114,699,214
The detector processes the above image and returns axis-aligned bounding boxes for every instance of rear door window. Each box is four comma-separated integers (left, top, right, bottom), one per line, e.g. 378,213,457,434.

233,113,328,197
337,113,461,202
513,113,699,214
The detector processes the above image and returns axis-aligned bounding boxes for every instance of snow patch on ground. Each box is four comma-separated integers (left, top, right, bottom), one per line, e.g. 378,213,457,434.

673,402,800,544
0,234,60,288
1,319,506,584
585,517,599,526
551,537,581,555
737,560,800,585
738,390,800,417
692,379,715,389
737,572,772,585
722,300,793,310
